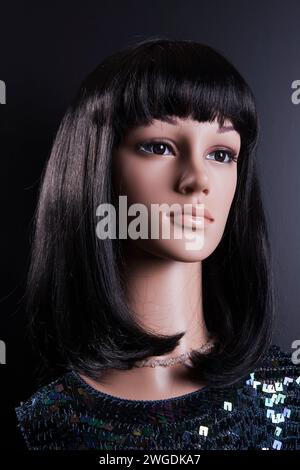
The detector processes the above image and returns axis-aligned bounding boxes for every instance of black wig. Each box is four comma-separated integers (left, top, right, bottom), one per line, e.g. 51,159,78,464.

26,37,274,388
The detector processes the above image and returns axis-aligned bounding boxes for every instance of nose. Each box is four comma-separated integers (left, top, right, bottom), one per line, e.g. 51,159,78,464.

177,157,210,196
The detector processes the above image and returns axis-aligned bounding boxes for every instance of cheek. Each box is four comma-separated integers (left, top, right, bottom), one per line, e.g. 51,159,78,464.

113,156,167,205
225,173,237,202
215,170,237,219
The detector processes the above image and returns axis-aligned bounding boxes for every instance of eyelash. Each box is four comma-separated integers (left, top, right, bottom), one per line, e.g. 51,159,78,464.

137,141,238,164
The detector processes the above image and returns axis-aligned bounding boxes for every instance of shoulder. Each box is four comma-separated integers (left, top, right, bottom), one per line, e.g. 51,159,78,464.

245,343,300,410
253,343,300,382
15,372,80,450
239,344,300,450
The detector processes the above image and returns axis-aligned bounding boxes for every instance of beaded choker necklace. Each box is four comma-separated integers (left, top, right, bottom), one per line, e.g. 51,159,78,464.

133,337,215,368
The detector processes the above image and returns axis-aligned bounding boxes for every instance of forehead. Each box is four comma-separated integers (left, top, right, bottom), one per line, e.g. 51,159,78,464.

128,116,239,137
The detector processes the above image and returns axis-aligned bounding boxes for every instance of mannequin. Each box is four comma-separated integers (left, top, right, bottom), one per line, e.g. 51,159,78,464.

20,36,272,391
81,116,240,400
15,38,300,450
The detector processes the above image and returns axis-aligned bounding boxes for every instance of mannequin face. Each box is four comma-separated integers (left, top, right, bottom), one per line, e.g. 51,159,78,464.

112,116,241,262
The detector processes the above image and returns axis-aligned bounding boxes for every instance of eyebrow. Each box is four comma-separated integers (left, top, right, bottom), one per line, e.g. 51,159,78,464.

159,116,236,133
217,125,235,133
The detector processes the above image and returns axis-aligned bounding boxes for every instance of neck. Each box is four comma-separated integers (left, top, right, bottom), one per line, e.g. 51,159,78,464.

80,241,210,400
122,240,209,358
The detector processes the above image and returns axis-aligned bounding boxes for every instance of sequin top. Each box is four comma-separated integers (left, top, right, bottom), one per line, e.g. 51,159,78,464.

15,345,300,450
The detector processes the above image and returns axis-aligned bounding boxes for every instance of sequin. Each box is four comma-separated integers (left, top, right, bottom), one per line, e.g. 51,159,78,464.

275,427,282,437
272,439,282,450
223,401,233,411
15,345,300,450
198,426,209,436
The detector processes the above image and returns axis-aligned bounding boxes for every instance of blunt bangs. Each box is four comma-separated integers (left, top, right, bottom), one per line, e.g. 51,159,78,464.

81,38,258,154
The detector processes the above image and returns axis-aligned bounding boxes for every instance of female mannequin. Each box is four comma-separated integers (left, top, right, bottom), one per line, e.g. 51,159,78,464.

82,116,239,400
15,38,300,450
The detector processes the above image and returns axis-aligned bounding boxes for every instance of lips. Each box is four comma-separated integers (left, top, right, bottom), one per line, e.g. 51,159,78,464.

168,205,214,222
166,205,214,232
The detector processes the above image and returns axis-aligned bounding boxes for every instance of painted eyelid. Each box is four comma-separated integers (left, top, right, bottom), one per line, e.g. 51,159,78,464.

137,141,174,155
206,149,237,161
138,142,237,159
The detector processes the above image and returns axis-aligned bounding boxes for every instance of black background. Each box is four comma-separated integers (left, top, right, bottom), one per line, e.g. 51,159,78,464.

0,0,299,450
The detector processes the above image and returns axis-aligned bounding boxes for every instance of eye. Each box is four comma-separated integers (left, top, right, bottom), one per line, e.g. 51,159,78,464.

136,141,238,163
137,141,174,156
206,149,237,164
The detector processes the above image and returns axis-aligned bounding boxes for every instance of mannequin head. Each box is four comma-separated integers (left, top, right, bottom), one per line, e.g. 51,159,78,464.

112,116,240,262
26,38,274,387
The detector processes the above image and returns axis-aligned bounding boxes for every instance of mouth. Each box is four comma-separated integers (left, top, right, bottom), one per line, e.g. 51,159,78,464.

169,212,213,229
167,206,214,229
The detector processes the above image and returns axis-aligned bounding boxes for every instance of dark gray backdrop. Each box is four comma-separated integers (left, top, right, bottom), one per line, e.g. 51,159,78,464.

0,0,299,448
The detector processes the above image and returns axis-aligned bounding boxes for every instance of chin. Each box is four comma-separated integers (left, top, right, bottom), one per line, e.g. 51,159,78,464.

138,238,216,262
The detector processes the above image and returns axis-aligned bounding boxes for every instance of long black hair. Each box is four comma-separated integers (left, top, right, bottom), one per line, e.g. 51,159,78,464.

26,37,274,388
